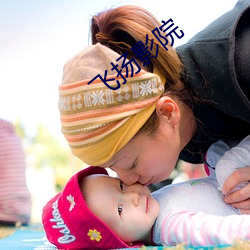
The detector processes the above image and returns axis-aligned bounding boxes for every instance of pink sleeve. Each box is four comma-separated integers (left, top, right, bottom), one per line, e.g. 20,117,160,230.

160,210,250,246
0,119,31,224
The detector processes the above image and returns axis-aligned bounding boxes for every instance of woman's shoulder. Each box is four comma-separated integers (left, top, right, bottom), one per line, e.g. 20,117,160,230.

176,0,250,123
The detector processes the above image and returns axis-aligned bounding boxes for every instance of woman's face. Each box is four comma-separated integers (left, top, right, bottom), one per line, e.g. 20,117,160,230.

100,119,182,186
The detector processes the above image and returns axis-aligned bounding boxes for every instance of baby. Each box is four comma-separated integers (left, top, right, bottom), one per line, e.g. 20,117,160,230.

42,135,250,249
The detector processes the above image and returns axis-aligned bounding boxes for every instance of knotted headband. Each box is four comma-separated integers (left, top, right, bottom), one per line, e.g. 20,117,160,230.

59,43,165,165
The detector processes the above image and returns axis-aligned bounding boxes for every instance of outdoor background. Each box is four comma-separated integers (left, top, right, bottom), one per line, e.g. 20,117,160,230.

0,0,238,223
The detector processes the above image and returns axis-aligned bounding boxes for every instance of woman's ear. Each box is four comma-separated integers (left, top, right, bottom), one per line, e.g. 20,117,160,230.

156,96,180,126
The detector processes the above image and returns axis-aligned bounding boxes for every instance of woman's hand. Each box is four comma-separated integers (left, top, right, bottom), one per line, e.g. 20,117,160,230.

223,166,250,214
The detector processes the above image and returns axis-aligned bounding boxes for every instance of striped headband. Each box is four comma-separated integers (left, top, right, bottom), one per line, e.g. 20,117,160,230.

59,43,165,165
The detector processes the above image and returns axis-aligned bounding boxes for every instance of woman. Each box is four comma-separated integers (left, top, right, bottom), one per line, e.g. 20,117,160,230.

59,1,250,211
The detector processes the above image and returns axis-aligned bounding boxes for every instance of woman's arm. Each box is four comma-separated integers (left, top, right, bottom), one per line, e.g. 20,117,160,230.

215,135,250,192
215,135,250,212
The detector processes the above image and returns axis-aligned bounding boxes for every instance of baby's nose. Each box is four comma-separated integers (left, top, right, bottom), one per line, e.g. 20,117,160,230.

126,191,140,206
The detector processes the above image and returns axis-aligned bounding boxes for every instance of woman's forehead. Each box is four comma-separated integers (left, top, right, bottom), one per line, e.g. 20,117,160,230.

103,135,147,167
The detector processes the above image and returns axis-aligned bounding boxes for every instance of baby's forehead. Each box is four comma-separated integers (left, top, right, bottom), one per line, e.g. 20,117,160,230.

80,174,119,200
85,173,117,180
82,174,120,185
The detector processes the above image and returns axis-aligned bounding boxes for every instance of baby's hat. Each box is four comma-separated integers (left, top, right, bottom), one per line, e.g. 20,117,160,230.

42,166,138,249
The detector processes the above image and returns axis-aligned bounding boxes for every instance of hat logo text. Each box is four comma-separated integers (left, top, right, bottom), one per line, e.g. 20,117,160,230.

50,200,76,244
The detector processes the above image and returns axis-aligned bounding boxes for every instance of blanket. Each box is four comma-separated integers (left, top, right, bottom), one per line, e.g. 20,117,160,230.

0,225,248,250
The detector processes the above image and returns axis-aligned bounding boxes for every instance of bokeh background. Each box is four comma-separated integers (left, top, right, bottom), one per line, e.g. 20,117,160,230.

0,0,238,223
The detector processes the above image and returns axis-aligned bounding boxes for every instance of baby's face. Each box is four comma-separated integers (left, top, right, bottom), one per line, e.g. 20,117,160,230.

84,175,160,244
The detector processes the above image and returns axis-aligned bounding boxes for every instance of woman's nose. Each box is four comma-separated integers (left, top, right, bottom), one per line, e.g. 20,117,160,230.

112,168,139,185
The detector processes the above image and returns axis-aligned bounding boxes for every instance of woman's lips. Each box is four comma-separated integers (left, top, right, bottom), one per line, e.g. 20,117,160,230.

143,177,154,186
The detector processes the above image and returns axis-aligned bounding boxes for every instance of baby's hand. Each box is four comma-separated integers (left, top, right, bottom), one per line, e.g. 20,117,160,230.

223,166,250,214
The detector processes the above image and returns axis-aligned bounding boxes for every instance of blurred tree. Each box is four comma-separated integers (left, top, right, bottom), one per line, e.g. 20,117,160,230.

14,118,26,139
14,120,85,191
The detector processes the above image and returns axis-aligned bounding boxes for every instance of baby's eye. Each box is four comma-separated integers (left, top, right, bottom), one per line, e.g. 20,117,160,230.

120,180,124,191
118,204,123,216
